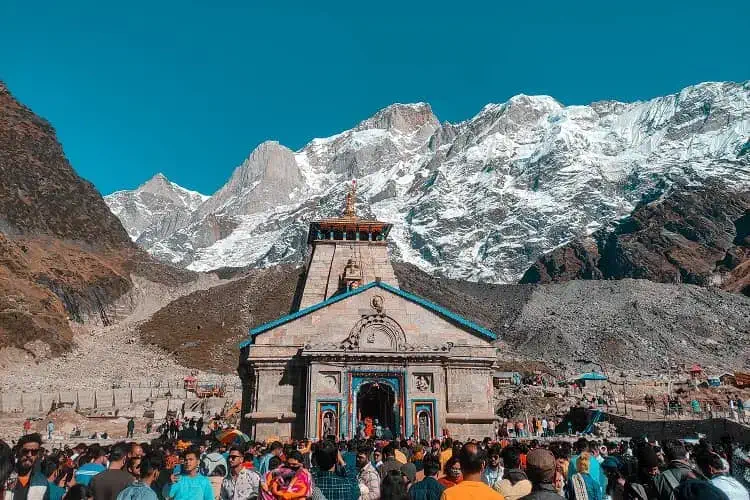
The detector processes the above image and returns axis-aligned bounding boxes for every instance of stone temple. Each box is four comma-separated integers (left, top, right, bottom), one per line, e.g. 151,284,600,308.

239,183,497,441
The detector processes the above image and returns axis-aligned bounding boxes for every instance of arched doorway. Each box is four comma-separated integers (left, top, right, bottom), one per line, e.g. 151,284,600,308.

356,382,396,439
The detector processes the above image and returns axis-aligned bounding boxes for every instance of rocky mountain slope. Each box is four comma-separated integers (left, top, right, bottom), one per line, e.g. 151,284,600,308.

520,185,750,295
106,81,750,282
137,261,750,374
0,81,193,359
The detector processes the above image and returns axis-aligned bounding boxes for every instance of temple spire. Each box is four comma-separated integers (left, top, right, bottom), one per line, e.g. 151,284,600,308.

343,180,357,218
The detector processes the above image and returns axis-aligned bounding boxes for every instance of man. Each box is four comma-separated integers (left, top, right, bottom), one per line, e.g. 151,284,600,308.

440,443,504,500
166,446,214,500
653,440,703,500
410,457,446,500
221,446,260,500
7,433,48,500
90,442,135,500
127,418,135,439
75,444,108,486
625,445,660,500
357,447,380,500
519,448,561,499
127,443,145,480
22,419,31,436
425,440,441,463
46,421,54,441
495,447,531,500
116,457,160,500
257,442,283,477
695,451,750,500
482,446,503,487
312,443,359,500
379,444,402,479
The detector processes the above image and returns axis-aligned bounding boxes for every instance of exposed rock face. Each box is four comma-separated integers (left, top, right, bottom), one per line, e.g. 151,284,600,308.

107,82,750,281
0,82,136,357
0,82,132,246
521,186,750,295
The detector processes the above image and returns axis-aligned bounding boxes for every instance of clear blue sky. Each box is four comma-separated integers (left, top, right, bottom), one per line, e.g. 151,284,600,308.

1,0,747,196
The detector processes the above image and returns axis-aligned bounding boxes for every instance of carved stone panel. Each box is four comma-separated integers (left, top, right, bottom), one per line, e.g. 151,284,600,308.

413,373,434,393
317,371,341,393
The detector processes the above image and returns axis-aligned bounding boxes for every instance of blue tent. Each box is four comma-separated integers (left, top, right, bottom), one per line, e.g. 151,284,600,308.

576,372,608,381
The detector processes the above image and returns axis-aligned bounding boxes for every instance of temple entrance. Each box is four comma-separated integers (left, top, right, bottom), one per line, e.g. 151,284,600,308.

356,382,397,439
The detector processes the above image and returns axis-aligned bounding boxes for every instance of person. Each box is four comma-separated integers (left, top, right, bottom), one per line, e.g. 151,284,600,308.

258,443,283,478
695,451,749,500
65,485,92,500
116,457,160,500
625,445,660,500
221,446,260,500
7,433,49,500
672,479,731,499
75,445,108,486
382,470,409,500
127,419,135,439
654,440,703,500
381,444,404,479
165,446,214,500
90,443,136,500
357,447,381,500
23,419,32,436
127,443,146,480
265,450,312,500
438,458,462,489
495,447,531,500
521,448,562,499
568,439,605,499
439,441,453,474
440,443,504,500
482,447,503,488
410,457,445,500
568,452,601,500
47,421,55,441
311,443,359,500
373,450,384,470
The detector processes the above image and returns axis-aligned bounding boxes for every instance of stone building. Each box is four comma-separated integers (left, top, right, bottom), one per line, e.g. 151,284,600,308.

239,184,497,441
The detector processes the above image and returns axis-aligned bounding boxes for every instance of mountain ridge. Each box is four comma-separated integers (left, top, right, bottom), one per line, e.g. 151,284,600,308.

106,80,750,283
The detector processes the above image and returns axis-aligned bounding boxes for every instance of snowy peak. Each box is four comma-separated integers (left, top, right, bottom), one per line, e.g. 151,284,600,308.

104,174,207,242
107,80,750,280
356,102,440,134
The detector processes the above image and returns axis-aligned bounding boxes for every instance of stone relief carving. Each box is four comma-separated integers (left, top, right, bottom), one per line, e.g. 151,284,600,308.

370,295,384,313
319,371,340,392
341,314,406,351
414,373,433,392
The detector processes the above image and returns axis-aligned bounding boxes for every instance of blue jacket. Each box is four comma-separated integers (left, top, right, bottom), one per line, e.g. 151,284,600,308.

117,482,159,500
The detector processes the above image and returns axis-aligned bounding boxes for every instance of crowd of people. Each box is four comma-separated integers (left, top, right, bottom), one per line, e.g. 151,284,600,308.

1,430,750,500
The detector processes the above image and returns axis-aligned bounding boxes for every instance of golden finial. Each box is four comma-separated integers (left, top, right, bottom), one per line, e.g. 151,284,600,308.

343,179,357,218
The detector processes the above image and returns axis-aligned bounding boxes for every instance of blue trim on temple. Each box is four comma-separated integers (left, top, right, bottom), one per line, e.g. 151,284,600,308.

239,281,496,348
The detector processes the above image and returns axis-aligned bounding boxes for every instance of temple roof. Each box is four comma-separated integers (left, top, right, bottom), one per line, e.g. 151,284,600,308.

239,280,497,348
308,180,392,242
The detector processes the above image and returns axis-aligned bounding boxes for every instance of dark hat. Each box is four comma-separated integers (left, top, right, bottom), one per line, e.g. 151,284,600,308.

637,446,659,469
526,448,556,483
674,479,729,500
400,462,417,483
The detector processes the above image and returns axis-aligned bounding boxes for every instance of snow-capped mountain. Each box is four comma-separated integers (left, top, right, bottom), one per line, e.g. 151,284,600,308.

105,173,208,244
105,81,750,282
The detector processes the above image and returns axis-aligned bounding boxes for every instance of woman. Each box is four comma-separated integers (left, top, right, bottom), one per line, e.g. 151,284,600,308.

381,470,408,500
569,452,601,500
438,457,462,488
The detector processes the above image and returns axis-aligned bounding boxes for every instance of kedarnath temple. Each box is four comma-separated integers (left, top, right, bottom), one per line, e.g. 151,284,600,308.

239,183,498,441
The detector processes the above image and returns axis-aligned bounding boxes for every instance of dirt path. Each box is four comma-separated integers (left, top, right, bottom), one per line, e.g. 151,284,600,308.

0,272,237,392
